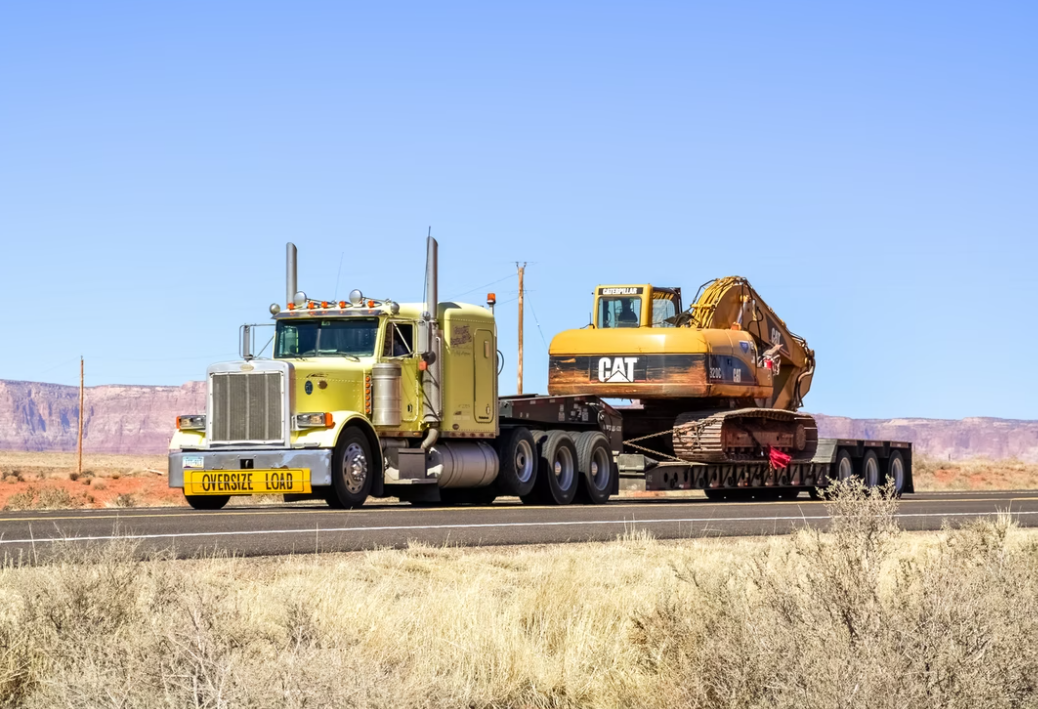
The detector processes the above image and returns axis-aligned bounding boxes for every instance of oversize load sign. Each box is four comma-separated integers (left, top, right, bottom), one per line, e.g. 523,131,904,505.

184,469,311,496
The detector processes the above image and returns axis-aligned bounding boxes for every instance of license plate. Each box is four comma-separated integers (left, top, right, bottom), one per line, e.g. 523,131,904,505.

184,469,311,496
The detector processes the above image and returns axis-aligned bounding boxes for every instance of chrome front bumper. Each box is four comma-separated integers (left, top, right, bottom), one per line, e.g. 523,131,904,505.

168,449,333,488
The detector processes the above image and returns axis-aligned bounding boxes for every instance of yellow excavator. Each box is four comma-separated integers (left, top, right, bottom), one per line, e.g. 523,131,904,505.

549,278,818,465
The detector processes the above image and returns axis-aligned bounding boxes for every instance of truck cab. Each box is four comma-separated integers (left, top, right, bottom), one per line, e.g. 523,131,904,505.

169,240,503,510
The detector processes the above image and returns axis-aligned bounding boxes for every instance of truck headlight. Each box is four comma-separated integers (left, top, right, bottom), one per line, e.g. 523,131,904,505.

295,412,334,429
176,415,206,431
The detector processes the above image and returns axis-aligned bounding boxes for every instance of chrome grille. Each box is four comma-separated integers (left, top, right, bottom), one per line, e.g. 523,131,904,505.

210,371,284,443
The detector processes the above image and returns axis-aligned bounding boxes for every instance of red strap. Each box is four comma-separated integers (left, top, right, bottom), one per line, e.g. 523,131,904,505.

768,447,792,470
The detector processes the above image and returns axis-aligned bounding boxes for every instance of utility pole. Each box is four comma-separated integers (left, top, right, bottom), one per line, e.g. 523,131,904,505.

517,262,526,395
77,357,84,475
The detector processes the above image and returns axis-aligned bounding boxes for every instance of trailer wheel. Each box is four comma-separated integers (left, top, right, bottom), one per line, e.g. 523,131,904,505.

574,432,614,505
862,450,881,488
185,494,229,510
327,427,374,509
494,427,538,498
523,431,579,505
885,450,906,497
835,448,855,483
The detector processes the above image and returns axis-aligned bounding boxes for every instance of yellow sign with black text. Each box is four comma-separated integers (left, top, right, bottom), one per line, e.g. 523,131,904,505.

184,469,311,496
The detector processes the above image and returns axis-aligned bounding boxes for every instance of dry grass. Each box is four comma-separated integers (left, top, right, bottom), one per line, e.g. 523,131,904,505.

2,483,1038,708
913,454,1038,491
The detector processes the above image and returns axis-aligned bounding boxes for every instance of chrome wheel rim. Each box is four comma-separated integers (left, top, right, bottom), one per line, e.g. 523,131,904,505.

864,457,879,487
590,447,611,490
343,442,368,494
555,445,575,490
889,457,905,492
838,456,853,481
514,439,535,484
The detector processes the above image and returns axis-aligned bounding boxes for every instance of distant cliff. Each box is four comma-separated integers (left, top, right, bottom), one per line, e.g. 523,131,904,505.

812,414,1038,462
0,380,205,454
1,379,1036,460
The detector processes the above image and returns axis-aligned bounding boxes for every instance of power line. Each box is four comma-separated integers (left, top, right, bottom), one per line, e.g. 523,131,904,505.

527,298,551,352
444,273,516,301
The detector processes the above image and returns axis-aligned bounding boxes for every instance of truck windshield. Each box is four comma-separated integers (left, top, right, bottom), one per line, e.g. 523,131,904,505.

275,318,380,358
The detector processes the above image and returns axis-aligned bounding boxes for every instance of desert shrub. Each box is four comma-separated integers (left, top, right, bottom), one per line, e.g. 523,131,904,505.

112,493,136,508
3,487,39,510
1,470,27,484
4,487,89,511
90,479,107,491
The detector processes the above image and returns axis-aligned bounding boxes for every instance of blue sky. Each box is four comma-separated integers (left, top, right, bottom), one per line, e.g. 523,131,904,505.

1,1,1035,420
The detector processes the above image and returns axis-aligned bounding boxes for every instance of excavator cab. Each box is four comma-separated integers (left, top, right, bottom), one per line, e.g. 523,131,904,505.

593,285,682,329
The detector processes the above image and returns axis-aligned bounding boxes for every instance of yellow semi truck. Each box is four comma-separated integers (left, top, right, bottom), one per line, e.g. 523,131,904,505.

168,238,912,508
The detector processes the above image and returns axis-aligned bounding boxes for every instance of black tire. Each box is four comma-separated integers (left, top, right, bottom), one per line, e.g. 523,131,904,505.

494,427,538,497
834,448,855,483
885,450,906,497
185,494,230,510
327,427,375,509
862,450,881,488
574,431,614,504
523,431,579,505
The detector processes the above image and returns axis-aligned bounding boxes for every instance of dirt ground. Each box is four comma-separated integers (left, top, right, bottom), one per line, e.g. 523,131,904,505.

0,451,179,510
1,450,1036,510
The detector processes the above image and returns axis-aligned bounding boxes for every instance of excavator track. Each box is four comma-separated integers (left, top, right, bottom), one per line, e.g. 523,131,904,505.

672,409,819,464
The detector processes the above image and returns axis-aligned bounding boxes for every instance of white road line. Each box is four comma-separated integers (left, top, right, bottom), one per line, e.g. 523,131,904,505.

0,509,1035,545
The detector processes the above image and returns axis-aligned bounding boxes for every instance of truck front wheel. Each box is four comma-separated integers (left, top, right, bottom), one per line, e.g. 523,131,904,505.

327,427,374,509
185,494,230,510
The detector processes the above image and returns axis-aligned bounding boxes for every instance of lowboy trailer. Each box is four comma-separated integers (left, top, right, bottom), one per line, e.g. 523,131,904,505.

169,237,911,508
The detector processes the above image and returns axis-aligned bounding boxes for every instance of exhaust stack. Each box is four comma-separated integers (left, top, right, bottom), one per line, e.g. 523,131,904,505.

420,235,443,434
286,243,298,305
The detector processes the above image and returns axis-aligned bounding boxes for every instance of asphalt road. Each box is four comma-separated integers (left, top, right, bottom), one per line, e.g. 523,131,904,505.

1,490,1036,560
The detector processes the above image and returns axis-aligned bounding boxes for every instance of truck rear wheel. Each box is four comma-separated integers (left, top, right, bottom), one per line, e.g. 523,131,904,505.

885,450,906,497
862,450,881,488
835,448,855,483
185,494,230,510
574,431,614,504
327,427,374,509
494,427,538,498
523,431,578,505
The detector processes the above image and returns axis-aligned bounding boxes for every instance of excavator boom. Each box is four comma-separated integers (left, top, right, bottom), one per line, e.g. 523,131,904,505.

688,277,815,411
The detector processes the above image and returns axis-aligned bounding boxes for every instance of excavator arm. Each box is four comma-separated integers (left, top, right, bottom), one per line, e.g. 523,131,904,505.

686,277,815,411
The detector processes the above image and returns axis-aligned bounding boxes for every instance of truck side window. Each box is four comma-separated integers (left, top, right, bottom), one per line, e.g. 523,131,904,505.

383,322,414,358
652,298,677,327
